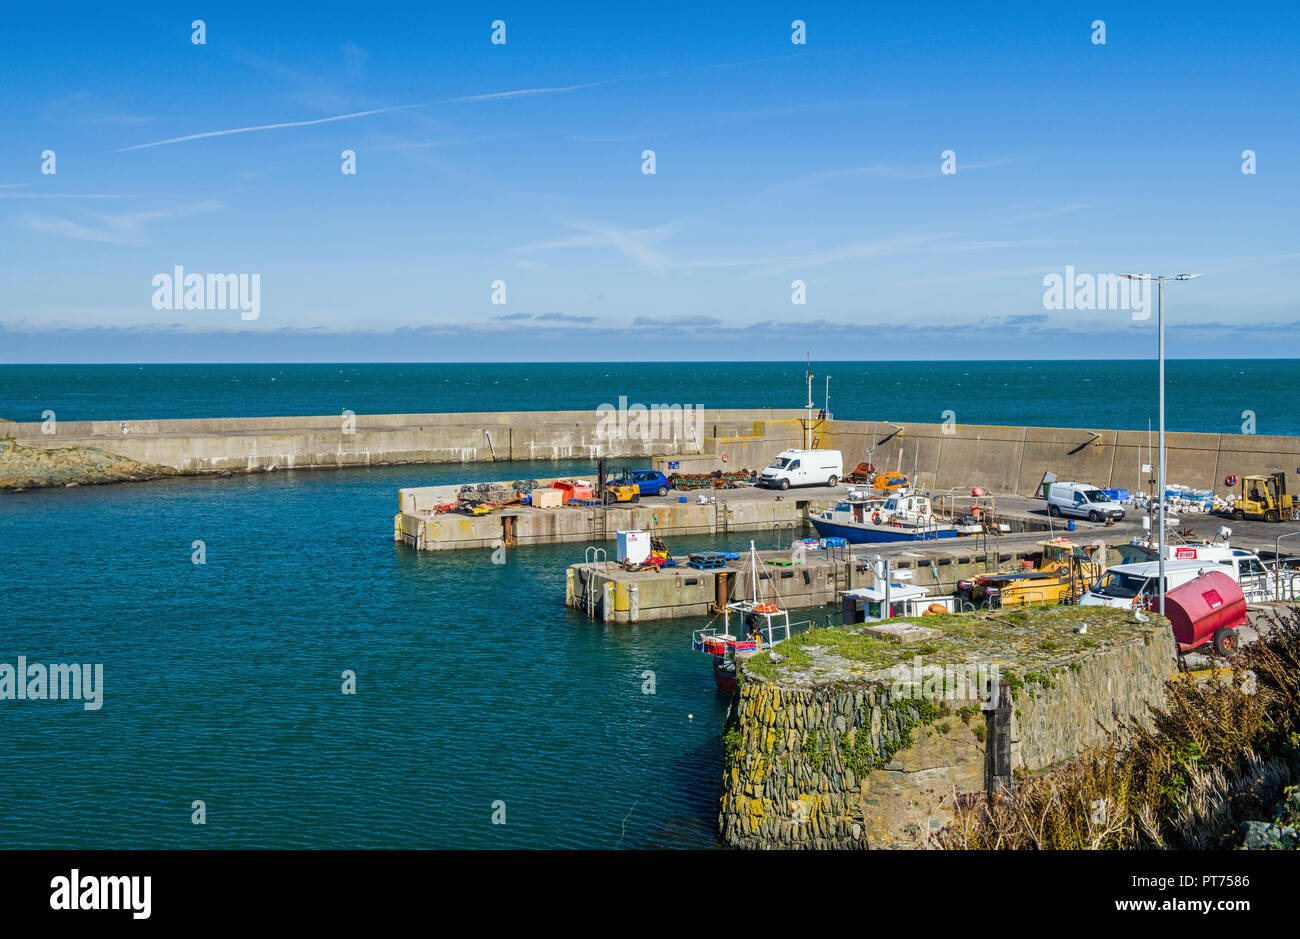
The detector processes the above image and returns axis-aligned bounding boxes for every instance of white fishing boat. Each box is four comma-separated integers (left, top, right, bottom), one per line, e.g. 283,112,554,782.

691,541,792,693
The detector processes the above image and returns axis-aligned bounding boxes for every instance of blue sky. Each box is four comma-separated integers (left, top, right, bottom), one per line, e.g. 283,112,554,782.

2,0,1298,361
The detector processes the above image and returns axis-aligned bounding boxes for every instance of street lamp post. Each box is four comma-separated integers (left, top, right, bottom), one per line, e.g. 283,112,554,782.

1121,272,1202,616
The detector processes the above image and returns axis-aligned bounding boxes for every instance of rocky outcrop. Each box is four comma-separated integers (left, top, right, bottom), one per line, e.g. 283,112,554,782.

718,611,1176,849
1240,785,1300,850
0,438,177,491
720,678,985,849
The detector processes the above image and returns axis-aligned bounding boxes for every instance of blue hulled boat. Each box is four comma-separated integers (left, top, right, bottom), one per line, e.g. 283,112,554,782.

809,492,981,545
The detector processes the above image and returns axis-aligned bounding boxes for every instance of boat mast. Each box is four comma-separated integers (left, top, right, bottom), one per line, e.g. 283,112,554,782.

805,354,814,449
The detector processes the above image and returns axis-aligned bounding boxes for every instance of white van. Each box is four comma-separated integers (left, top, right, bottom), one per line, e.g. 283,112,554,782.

1079,558,1235,608
1046,481,1125,522
757,448,843,490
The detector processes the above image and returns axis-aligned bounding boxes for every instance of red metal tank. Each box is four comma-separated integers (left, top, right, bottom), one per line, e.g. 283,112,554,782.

1163,570,1246,653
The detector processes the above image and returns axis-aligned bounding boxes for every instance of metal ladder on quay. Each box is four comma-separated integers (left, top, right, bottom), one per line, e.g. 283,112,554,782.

771,521,796,551
714,499,730,537
580,546,608,617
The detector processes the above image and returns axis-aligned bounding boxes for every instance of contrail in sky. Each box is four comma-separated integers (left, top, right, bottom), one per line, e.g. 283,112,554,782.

117,46,866,152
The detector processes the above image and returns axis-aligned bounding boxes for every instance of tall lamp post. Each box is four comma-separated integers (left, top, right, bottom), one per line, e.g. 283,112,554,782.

1120,272,1202,615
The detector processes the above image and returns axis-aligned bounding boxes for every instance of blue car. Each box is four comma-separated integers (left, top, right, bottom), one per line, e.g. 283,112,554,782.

610,470,671,497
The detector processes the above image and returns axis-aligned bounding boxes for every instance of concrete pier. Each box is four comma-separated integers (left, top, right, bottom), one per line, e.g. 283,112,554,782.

394,475,815,551
566,549,858,624
563,503,1300,623
564,532,1074,624
394,477,1062,553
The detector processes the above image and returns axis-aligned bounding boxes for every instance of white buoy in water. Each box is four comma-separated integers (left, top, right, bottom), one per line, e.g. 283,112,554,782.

688,714,694,720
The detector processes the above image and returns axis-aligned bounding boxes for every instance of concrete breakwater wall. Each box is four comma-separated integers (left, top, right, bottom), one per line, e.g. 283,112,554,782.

5,409,805,475
719,619,1175,849
826,420,1300,498
9,408,1300,498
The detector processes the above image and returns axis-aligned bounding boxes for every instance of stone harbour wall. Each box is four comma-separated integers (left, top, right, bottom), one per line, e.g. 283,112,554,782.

718,627,1176,849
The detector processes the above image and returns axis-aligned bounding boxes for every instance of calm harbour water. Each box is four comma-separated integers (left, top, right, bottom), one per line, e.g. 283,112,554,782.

0,460,748,849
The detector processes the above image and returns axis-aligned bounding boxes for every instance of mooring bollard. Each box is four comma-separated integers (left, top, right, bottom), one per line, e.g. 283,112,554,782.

603,582,615,623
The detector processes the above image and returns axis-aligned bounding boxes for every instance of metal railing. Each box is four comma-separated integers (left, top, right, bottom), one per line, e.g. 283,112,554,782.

762,619,792,647
1251,565,1300,602
693,616,793,653
932,488,999,524
584,546,608,571
1274,531,1300,601
1011,589,1049,608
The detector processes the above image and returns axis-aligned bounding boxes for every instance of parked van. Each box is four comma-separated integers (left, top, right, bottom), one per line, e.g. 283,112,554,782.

757,449,843,490
1079,559,1214,608
1046,481,1125,522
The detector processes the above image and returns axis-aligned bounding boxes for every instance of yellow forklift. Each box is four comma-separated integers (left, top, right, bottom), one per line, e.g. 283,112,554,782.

600,463,640,504
1232,472,1294,522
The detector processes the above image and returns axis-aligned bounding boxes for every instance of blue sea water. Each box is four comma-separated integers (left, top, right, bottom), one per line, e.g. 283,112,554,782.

1,360,1298,435
0,460,761,848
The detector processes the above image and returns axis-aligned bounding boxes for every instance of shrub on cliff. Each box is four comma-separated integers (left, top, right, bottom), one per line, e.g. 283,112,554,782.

941,607,1300,850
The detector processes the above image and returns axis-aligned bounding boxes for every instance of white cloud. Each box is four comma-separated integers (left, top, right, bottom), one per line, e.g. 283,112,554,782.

21,200,223,245
518,222,679,270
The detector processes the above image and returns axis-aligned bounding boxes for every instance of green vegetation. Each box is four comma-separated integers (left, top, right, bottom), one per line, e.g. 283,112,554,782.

802,729,830,769
723,728,742,766
741,605,1156,683
1023,671,1056,691
837,697,950,777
